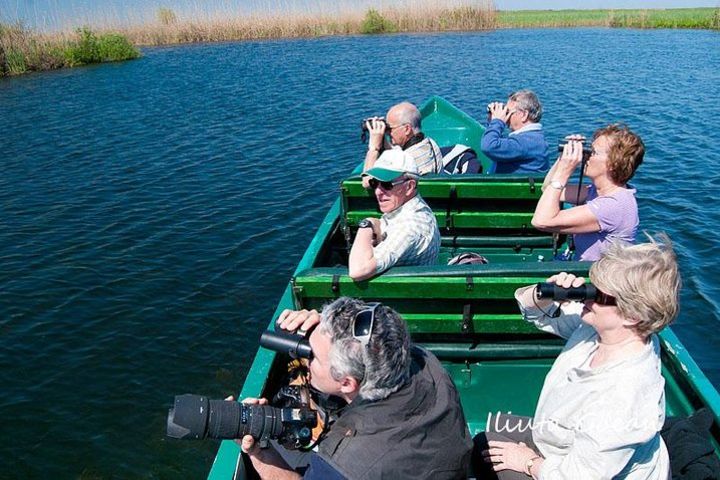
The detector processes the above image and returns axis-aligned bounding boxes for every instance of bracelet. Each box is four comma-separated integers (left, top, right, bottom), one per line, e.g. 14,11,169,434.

368,147,380,152
525,455,541,476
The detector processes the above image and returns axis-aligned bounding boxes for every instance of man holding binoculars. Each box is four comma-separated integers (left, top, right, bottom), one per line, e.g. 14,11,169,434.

362,101,443,190
481,89,550,174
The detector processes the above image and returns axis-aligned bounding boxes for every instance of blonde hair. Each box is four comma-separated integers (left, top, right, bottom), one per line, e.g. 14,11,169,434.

590,234,680,338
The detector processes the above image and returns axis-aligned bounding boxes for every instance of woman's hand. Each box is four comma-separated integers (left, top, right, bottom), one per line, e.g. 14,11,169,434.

553,137,585,182
276,309,320,335
546,271,586,289
483,440,540,473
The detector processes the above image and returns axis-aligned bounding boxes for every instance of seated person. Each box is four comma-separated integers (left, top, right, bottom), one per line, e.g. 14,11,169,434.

475,236,678,479
481,89,549,174
363,101,442,189
531,124,644,261
349,149,440,281
240,297,473,479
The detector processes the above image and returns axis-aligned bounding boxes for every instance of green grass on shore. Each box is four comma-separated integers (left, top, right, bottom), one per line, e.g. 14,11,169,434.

498,7,720,29
0,23,140,77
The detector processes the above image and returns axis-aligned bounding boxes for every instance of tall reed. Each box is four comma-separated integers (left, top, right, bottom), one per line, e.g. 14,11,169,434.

119,1,496,46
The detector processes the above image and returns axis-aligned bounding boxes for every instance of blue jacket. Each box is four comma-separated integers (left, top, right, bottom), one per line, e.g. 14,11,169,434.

481,119,550,174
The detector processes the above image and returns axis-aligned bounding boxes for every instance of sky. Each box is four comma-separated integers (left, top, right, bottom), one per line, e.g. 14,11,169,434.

1,0,717,31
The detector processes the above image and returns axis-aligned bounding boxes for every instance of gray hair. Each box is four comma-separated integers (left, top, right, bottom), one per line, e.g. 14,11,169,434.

389,101,422,134
590,234,680,338
318,297,411,401
508,89,543,122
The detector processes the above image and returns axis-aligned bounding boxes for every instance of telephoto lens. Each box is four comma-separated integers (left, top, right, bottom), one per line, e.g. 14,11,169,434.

535,282,597,302
166,394,284,440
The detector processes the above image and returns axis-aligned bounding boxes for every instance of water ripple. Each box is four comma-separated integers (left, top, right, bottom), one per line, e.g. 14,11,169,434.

1,28,720,478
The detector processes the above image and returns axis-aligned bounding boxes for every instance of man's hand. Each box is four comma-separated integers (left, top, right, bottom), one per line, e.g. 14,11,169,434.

366,217,381,246
276,309,320,335
488,102,511,124
366,117,387,152
225,396,269,454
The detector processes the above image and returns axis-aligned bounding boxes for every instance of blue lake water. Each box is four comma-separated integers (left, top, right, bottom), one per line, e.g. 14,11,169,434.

1,27,720,478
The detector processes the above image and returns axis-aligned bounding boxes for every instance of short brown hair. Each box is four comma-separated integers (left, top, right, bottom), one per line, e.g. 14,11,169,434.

593,124,644,185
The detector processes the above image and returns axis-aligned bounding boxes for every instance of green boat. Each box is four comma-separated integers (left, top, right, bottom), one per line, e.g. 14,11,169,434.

207,96,720,479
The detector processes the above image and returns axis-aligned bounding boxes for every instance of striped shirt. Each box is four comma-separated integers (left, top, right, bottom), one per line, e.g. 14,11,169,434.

405,137,443,175
374,196,440,273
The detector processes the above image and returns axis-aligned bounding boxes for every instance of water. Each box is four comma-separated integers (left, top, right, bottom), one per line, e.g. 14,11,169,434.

1,28,719,478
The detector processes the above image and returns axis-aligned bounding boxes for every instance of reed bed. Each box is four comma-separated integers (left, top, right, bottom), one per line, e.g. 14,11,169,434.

498,7,720,29
2,3,718,77
119,1,496,46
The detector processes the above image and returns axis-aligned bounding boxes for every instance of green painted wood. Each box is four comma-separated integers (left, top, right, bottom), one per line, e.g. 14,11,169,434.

342,177,545,200
347,210,534,229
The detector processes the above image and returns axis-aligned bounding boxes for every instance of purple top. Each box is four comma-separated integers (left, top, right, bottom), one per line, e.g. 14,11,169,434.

574,185,639,261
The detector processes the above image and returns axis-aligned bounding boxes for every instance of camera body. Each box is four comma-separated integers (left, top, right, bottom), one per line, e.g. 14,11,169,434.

535,282,598,302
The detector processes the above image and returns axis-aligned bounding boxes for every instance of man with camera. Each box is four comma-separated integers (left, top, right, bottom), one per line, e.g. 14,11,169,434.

240,298,473,479
349,148,440,281
362,101,442,189
480,89,550,174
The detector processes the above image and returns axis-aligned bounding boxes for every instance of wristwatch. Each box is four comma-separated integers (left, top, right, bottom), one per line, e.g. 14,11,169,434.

358,218,374,229
550,180,565,191
525,455,541,476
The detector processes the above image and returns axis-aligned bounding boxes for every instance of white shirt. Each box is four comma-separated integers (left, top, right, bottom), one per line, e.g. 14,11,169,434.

374,195,440,273
517,289,670,480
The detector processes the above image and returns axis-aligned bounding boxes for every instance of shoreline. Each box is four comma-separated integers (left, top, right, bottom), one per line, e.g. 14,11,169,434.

1,6,718,77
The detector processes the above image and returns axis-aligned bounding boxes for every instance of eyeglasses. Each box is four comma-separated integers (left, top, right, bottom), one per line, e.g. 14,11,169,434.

593,288,617,306
386,123,407,133
368,178,408,191
352,302,381,348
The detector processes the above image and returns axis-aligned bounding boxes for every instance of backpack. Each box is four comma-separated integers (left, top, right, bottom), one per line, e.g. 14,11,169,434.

440,144,481,175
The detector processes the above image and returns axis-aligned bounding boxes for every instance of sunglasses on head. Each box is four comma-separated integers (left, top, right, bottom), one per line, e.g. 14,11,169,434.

368,178,408,191
352,302,381,348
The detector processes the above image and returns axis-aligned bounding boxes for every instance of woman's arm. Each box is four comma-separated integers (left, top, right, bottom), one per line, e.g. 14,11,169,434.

515,273,585,340
533,141,599,233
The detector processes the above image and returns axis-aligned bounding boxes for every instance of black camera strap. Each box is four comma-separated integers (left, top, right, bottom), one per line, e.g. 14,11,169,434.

400,132,425,150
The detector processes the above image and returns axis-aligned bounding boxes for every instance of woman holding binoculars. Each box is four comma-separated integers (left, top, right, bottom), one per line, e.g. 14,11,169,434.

531,124,645,261
475,236,679,479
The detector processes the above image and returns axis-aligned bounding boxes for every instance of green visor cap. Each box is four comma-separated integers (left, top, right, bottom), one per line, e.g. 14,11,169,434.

361,167,406,182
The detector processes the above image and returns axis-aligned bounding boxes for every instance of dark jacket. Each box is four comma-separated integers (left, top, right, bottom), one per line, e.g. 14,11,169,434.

317,346,472,479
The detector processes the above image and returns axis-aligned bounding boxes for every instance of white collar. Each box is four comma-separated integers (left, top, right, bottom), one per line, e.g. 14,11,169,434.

509,122,543,136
